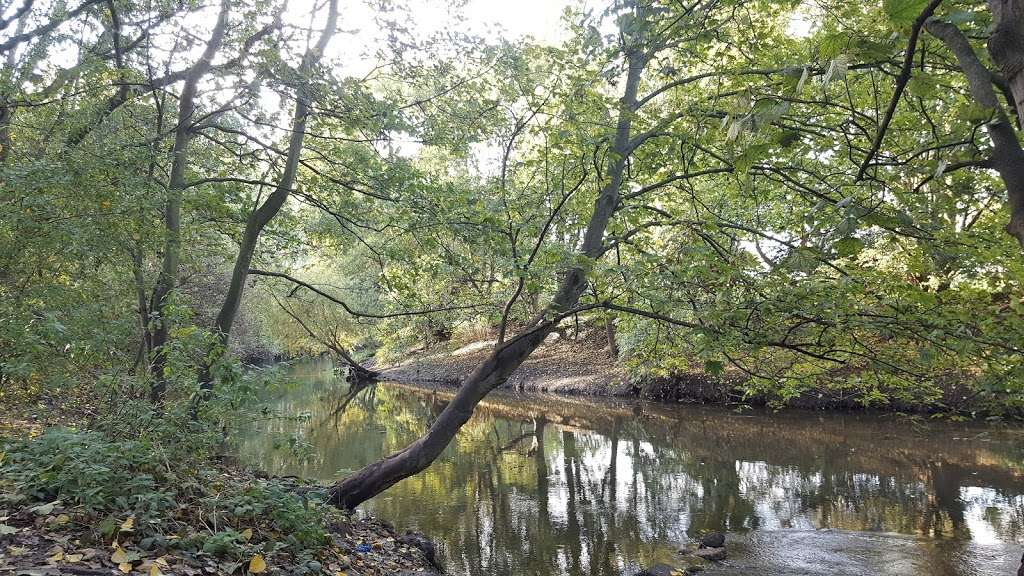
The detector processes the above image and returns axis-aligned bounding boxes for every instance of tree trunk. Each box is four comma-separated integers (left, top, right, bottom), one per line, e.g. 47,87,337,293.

196,0,339,394
605,316,619,358
327,43,649,510
149,0,231,403
926,18,1024,250
0,17,25,165
988,0,1024,127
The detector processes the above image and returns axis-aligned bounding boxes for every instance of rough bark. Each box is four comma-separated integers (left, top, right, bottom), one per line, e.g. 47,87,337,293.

327,44,649,510
988,0,1024,127
148,0,231,403
196,0,339,393
926,18,1024,249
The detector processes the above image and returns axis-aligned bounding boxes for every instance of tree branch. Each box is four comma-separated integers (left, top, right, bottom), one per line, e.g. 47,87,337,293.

856,0,945,181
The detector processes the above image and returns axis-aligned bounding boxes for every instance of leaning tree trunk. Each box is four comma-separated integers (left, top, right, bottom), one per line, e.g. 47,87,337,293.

926,17,1024,250
196,0,339,395
327,47,648,510
149,0,231,403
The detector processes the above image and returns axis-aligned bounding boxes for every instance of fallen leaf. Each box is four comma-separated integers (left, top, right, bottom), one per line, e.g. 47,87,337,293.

55,514,71,525
120,516,135,532
118,562,132,573
111,547,130,564
149,565,161,576
7,545,29,556
0,524,17,535
32,501,57,515
47,547,64,563
248,554,266,574
65,553,84,563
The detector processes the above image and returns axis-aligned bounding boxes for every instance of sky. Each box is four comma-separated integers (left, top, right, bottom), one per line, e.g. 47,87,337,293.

314,0,577,78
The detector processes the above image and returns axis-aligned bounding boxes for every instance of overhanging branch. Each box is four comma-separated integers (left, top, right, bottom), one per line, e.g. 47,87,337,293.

249,268,491,319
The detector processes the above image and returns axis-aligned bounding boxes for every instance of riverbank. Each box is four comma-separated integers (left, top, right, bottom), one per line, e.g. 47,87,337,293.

0,419,439,576
379,335,1019,417
381,332,629,395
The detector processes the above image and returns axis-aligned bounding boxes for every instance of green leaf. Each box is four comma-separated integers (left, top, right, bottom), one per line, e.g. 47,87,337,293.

884,0,929,26
945,10,979,24
704,360,725,376
907,74,937,98
834,237,865,257
822,54,849,85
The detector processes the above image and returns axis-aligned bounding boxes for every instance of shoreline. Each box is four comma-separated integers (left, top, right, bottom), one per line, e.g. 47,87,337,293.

377,336,1022,419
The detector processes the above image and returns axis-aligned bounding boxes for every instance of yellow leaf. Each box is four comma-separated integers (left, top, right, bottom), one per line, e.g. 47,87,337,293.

241,528,253,541
149,564,161,576
118,562,132,573
111,547,130,564
55,514,70,525
249,554,267,574
120,516,135,532
65,554,84,563
46,548,64,563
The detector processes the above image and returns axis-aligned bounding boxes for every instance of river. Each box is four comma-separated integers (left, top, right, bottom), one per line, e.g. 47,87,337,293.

236,360,1024,575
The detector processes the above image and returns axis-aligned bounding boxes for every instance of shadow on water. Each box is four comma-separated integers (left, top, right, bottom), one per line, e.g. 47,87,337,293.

236,360,1024,576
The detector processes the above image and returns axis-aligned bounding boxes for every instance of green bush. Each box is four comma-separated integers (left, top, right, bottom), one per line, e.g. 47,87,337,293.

208,483,329,550
0,429,177,522
0,428,332,555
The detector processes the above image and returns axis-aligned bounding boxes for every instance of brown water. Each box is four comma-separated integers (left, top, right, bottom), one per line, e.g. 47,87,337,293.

237,360,1024,576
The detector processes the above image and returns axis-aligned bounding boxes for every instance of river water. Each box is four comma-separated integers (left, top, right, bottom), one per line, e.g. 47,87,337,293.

237,361,1024,576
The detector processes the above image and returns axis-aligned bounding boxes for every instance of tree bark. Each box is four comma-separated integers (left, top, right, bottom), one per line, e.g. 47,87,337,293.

0,16,25,165
926,18,1024,249
327,41,649,510
196,0,339,394
149,0,231,403
988,0,1024,127
605,316,619,358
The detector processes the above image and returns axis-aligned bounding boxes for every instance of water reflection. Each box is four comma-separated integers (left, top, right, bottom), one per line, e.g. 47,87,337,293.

237,361,1024,576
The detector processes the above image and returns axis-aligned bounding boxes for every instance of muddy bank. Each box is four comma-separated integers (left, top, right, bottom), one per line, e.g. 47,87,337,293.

380,333,628,395
380,337,1020,417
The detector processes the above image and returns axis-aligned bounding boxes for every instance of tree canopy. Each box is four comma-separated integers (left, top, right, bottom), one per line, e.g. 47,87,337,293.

3,0,1024,504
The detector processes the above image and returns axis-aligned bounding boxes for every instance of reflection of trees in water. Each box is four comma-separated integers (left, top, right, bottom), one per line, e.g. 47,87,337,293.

237,378,1024,576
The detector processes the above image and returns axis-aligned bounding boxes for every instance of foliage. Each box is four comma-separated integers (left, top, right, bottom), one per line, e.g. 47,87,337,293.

0,428,332,556
1,0,1024,435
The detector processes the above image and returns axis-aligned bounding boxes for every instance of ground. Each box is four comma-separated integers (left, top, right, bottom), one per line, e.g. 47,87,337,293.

0,419,438,576
381,331,629,395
